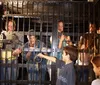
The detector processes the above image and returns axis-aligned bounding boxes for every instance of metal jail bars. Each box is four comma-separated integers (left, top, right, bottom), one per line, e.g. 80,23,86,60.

0,0,100,85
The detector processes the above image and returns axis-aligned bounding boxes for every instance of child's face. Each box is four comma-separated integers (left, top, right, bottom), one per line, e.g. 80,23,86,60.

58,22,64,32
29,36,36,45
89,24,95,33
62,50,69,61
92,63,100,76
8,21,15,31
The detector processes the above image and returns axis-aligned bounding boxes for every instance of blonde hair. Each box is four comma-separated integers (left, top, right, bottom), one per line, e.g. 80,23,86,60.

5,19,16,31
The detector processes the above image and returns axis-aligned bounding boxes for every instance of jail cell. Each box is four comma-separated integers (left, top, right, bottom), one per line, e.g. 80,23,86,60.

0,0,99,85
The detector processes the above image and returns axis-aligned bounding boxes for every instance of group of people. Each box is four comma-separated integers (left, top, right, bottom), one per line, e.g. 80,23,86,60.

0,19,47,85
0,19,100,85
77,22,100,83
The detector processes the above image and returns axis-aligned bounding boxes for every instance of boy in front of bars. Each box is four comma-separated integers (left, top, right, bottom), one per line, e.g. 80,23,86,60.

91,55,100,85
37,46,78,85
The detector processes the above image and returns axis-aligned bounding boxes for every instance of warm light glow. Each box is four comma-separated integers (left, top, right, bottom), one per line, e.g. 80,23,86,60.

88,0,94,2
0,1,2,5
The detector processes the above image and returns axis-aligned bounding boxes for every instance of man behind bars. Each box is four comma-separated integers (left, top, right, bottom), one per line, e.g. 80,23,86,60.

0,19,22,85
23,30,47,85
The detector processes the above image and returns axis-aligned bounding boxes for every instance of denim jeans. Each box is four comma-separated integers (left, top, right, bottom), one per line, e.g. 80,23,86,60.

27,64,46,85
77,66,89,82
0,59,17,85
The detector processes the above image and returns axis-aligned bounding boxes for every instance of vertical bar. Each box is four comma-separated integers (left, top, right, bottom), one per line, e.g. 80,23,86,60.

34,21,36,35
5,49,7,84
17,17,19,31
27,1,29,15
40,2,44,84
37,2,39,17
68,3,69,34
78,3,80,42
22,1,24,14
51,3,57,85
93,3,95,23
52,4,58,59
83,3,85,33
33,19,36,84
32,1,33,15
28,18,30,31
17,0,18,13
46,3,49,49
6,1,8,14
62,2,65,22
11,16,15,84
33,2,35,16
11,1,13,14
22,16,25,84
72,3,75,42
46,2,52,83
84,3,86,33
58,2,60,20
88,3,91,23
39,21,43,85
42,2,44,22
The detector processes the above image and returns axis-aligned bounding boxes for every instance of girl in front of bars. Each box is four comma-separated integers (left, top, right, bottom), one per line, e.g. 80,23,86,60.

23,30,47,85
37,46,78,85
91,55,100,85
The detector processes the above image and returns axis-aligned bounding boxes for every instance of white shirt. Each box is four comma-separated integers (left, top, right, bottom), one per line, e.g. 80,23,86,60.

91,79,100,85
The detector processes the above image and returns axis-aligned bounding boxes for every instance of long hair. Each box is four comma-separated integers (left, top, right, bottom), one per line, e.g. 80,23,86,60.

5,19,16,31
